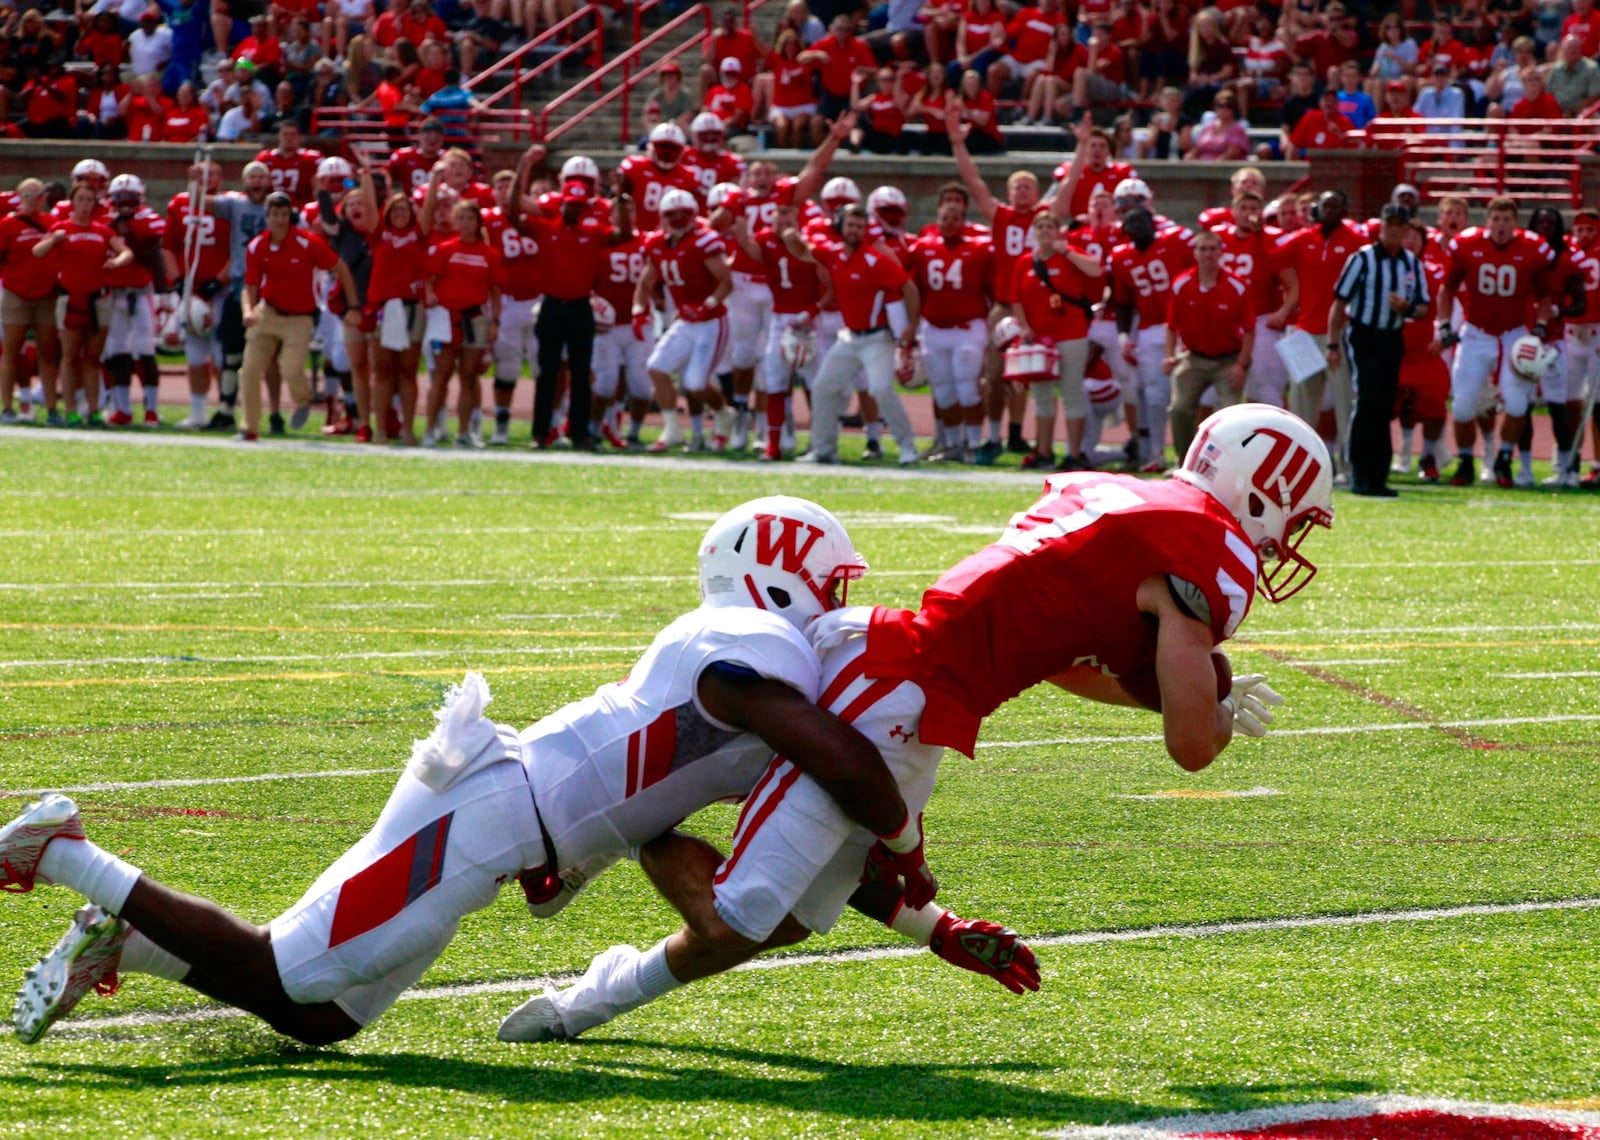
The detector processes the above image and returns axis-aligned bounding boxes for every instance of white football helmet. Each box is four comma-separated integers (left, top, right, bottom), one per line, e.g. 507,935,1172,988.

1174,403,1334,603
691,111,726,151
707,182,740,211
559,155,601,186
184,295,218,338
779,323,815,371
867,185,907,227
590,295,616,331
1112,177,1153,209
992,316,1024,348
648,122,687,168
1509,334,1558,382
821,177,861,210
659,187,698,233
108,174,145,205
72,159,109,183
317,156,354,180
697,496,867,630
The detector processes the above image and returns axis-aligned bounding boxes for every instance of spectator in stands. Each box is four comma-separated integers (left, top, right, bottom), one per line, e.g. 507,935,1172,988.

164,82,210,142
121,72,173,141
865,0,926,67
1272,61,1317,156
1332,59,1376,128
1108,112,1137,159
1365,12,1417,105
284,18,324,99
851,63,907,152
701,6,763,102
776,0,825,47
955,67,1004,152
1182,9,1237,121
83,63,130,139
399,0,449,51
1414,60,1467,131
1291,2,1362,89
1547,34,1600,115
11,11,61,74
1485,35,1538,111
1073,18,1134,123
128,8,173,82
1139,0,1188,99
202,59,239,117
922,0,964,67
1417,16,1469,76
765,29,821,146
1185,89,1249,160
84,0,143,37
1022,22,1084,127
217,84,264,141
421,68,485,146
415,38,449,100
947,0,1006,89
234,16,283,88
260,80,300,133
986,0,1061,102
908,58,952,153
229,58,274,109
1564,0,1600,57
1232,11,1289,120
802,14,877,122
328,0,375,62
1139,84,1184,159
365,63,418,145
20,55,76,139
76,12,123,69
163,0,207,95
1288,86,1354,155
1510,66,1564,121
643,62,693,133
1376,79,1422,128
705,58,754,132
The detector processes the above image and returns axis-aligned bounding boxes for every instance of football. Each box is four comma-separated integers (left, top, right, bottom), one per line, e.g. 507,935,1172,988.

1118,651,1233,712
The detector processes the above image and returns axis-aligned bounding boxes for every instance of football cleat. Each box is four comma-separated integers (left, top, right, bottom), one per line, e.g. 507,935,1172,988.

1493,452,1514,489
1418,454,1440,483
0,409,18,425
1580,465,1600,489
322,417,354,436
269,412,287,437
601,423,627,450
288,405,312,431
143,409,160,426
489,421,510,446
104,409,133,427
1019,451,1054,470
0,794,84,893
973,440,1002,466
862,439,884,461
496,990,568,1042
355,423,374,443
498,944,641,1043
14,903,128,1045
204,410,236,432
1448,458,1475,486
1513,467,1536,489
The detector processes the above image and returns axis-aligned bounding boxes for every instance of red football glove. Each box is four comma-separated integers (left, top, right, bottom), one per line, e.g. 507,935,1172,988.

866,813,938,909
517,867,561,909
631,309,649,341
930,911,1041,995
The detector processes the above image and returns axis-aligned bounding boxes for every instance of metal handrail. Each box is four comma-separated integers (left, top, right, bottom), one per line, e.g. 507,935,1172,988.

540,6,713,144
465,6,606,110
1353,116,1600,205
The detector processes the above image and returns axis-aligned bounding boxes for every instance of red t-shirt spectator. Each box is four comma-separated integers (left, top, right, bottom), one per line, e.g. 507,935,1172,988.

163,104,210,143
426,236,501,311
1296,29,1361,79
708,26,762,77
1006,7,1062,64
1511,91,1565,122
706,82,754,124
78,30,125,68
124,92,174,143
768,54,817,108
246,227,341,314
960,88,1004,144
24,74,76,128
1565,10,1600,57
371,10,401,47
233,34,283,72
1168,268,1253,358
415,65,446,99
1052,40,1088,83
1289,107,1354,153
400,11,449,45
807,34,875,97
1416,34,1469,74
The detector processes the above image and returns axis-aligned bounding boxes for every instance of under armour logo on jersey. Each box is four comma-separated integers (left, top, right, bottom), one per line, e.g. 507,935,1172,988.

1246,427,1323,510
750,513,825,573
889,724,914,741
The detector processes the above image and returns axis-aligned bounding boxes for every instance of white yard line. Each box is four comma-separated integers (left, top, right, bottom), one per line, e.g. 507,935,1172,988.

0,645,649,670
50,896,1600,1036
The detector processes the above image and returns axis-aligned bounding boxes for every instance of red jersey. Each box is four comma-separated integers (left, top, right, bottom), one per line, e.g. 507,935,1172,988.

963,10,1004,55
1444,227,1555,336
255,147,324,204
860,473,1258,757
1168,269,1253,358
686,148,747,199
1278,221,1367,335
534,191,612,228
595,231,649,318
49,219,117,300
524,214,607,302
1197,206,1232,231
427,236,500,311
483,209,543,300
1403,259,1449,359
644,224,727,311
1570,239,1600,327
990,203,1046,304
617,154,704,231
163,192,232,289
813,241,908,330
1289,108,1354,153
1536,245,1586,339
752,229,820,314
768,54,818,108
863,91,905,136
388,146,445,196
1054,161,1137,219
367,222,429,305
162,105,209,144
908,234,993,326
245,227,340,315
1011,251,1095,342
1109,233,1195,327
1006,6,1062,62
0,212,60,301
103,208,166,290
809,33,876,97
1212,223,1287,315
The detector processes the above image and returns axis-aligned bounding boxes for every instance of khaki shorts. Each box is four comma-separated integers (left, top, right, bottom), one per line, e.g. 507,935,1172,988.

1,289,56,330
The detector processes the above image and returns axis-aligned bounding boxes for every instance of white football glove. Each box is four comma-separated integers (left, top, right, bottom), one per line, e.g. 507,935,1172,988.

1222,674,1284,738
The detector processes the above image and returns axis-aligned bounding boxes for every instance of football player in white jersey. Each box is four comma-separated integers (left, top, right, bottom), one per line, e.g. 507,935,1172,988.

4,498,991,1048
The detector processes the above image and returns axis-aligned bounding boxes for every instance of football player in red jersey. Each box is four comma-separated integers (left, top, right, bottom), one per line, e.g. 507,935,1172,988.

255,122,323,205
485,160,544,447
35,183,132,426
387,118,448,198
1395,219,1450,484
706,181,767,452
1196,167,1268,232
1052,119,1137,219
1211,190,1299,408
731,202,822,461
162,162,232,429
1110,206,1195,470
1568,210,1600,487
637,188,734,452
1517,207,1588,487
1439,196,1557,487
518,402,1334,1045
0,179,63,425
591,194,653,449
908,198,995,462
686,112,748,199
101,175,168,427
618,122,705,232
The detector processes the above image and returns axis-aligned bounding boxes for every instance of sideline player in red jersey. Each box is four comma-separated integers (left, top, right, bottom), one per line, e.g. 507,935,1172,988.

100,174,168,426
484,161,543,447
1438,196,1557,487
908,198,994,462
1568,210,1600,487
0,179,62,424
35,183,131,426
1110,206,1195,470
618,122,705,232
162,161,233,429
255,122,324,205
1517,207,1588,488
508,402,1333,1044
1052,119,1137,219
686,112,748,199
387,119,449,198
591,193,653,450
1395,219,1451,484
5,496,994,1049
1211,190,1299,409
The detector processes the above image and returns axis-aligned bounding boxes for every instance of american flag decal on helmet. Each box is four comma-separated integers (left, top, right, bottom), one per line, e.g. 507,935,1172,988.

1246,428,1322,509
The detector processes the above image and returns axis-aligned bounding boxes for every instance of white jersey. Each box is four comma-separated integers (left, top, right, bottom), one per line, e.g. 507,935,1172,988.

519,605,820,867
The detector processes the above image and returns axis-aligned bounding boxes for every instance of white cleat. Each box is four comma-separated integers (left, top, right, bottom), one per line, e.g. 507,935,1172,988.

524,853,620,920
488,422,510,446
177,412,209,429
14,903,128,1045
1513,468,1536,489
0,794,84,893
730,409,751,452
498,944,641,1043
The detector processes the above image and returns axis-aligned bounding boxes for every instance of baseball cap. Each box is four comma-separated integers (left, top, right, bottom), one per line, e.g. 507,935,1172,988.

420,117,445,133
662,61,682,75
236,58,258,75
1380,204,1411,225
1431,60,1450,74
1575,208,1600,224
562,179,591,203
720,58,742,74
1386,79,1407,92
1391,183,1420,203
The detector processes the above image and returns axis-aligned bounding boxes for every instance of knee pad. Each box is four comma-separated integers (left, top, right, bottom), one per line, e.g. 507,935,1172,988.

955,375,981,407
492,377,518,393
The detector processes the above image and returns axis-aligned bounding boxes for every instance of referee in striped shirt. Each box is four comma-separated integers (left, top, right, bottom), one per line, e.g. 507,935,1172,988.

1327,204,1432,497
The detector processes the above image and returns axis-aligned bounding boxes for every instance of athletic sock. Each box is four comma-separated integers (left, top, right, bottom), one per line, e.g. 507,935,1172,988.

190,394,208,420
987,418,1002,444
965,423,983,448
660,408,679,438
495,407,510,428
630,939,684,1001
120,929,190,982
1557,448,1574,473
1420,437,1437,461
865,421,882,444
36,838,142,916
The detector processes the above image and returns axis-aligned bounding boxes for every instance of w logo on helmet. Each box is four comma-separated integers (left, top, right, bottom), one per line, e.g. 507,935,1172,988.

752,514,825,573
1247,428,1322,509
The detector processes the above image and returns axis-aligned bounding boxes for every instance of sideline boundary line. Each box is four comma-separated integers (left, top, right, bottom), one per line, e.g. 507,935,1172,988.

50,895,1600,1035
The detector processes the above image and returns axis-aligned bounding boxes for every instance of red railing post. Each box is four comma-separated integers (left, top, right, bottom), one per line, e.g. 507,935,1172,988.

592,9,604,91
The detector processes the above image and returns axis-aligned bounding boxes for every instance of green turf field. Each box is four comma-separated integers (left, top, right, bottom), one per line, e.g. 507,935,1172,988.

1,432,1598,1138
